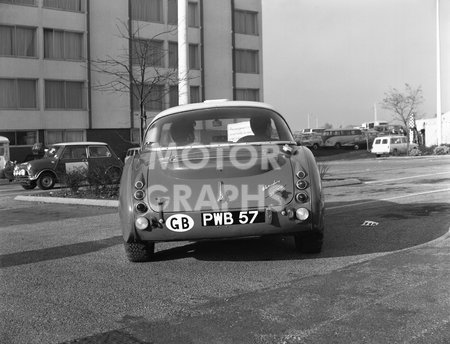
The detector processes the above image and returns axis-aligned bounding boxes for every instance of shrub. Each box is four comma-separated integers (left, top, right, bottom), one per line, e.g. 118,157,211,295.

408,146,422,156
86,164,121,198
63,167,88,192
433,145,450,155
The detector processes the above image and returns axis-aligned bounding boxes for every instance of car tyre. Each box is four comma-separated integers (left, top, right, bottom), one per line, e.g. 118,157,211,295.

354,144,360,150
294,232,323,254
21,181,37,190
334,143,341,149
392,149,399,156
124,241,155,262
37,172,56,190
312,143,319,150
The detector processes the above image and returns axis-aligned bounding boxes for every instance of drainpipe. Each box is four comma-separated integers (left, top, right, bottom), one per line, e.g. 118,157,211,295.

200,0,205,101
128,0,135,139
230,0,236,100
86,0,92,130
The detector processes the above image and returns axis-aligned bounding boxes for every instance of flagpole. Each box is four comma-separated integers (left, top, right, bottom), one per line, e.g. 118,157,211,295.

436,0,442,145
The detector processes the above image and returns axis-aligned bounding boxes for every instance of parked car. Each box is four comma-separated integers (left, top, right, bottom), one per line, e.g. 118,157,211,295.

124,147,140,163
13,142,123,190
371,135,418,157
119,100,325,262
294,132,323,150
322,129,367,150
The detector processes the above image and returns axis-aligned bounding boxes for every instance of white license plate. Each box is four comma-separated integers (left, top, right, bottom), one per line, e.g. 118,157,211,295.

201,210,264,227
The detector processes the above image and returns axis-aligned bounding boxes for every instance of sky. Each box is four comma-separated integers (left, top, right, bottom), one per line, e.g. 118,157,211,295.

261,0,450,131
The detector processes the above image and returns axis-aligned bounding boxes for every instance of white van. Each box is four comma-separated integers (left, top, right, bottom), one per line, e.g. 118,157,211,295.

0,136,10,178
371,135,418,157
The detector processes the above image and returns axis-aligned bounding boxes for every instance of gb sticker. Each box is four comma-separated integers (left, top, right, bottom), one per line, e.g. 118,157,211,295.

166,214,194,232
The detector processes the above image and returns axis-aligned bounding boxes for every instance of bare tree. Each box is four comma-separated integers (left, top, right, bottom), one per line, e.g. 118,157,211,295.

381,83,424,130
381,83,424,154
90,20,181,143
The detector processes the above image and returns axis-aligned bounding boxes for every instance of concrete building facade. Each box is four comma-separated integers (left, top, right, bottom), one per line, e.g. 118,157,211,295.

0,0,263,160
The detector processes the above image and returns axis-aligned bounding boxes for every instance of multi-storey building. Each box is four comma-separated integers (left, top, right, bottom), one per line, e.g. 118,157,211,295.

0,0,263,160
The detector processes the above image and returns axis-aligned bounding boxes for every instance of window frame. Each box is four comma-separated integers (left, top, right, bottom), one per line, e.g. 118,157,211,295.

0,25,37,58
0,78,38,109
44,80,85,110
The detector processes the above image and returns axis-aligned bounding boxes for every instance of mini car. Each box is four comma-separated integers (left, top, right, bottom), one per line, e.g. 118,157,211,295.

371,135,418,157
13,142,123,190
119,100,325,262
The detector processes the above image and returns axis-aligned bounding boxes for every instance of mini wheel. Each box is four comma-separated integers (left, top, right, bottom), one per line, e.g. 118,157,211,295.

37,172,56,190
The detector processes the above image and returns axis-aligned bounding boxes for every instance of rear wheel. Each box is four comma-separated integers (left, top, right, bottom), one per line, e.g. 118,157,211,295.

312,143,319,150
124,241,155,262
354,144,360,150
294,232,323,254
37,172,56,190
21,181,37,190
334,143,341,149
392,149,399,156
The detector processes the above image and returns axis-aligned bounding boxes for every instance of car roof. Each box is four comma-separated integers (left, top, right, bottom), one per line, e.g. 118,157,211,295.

51,142,107,146
150,100,277,124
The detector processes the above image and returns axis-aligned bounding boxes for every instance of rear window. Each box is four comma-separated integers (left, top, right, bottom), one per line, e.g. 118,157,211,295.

382,139,388,144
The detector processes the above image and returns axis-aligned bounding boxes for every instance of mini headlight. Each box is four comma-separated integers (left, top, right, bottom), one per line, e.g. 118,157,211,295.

135,217,149,230
295,208,309,221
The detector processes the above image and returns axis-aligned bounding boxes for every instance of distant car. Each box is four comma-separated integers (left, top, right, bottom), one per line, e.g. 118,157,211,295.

322,129,366,150
13,142,123,190
294,133,323,150
371,136,418,157
119,100,325,262
124,147,140,163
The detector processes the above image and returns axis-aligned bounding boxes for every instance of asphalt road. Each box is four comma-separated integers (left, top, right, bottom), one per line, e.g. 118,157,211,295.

1,155,449,344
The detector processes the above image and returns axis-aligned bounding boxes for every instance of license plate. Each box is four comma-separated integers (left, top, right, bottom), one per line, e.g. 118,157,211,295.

201,210,265,227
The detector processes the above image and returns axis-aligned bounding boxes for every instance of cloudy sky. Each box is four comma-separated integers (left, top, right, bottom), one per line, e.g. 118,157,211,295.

262,0,449,130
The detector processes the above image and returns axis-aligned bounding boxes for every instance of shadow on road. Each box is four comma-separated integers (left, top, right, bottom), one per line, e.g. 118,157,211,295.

1,200,448,267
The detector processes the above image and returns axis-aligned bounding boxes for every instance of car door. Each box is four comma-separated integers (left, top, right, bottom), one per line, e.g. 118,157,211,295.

55,145,89,179
87,145,114,176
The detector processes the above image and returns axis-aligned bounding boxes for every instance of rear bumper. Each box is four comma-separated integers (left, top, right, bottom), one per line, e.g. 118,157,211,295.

130,208,317,243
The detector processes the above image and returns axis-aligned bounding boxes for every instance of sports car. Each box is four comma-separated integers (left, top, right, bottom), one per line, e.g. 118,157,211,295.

119,100,324,262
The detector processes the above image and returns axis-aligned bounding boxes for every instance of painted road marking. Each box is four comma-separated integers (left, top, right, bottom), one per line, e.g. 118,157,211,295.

327,188,450,211
364,171,450,184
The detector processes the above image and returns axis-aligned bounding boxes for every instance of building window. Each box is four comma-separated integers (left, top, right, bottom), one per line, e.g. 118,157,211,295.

235,49,259,74
130,0,163,23
188,2,199,27
44,29,84,60
132,84,164,112
45,130,84,145
0,78,37,109
0,131,37,146
167,0,199,27
168,41,177,68
131,39,164,67
234,10,258,35
0,0,36,5
45,80,84,109
43,0,84,12
235,88,260,101
0,25,36,57
169,85,201,107
190,86,200,103
168,42,199,70
189,44,199,70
